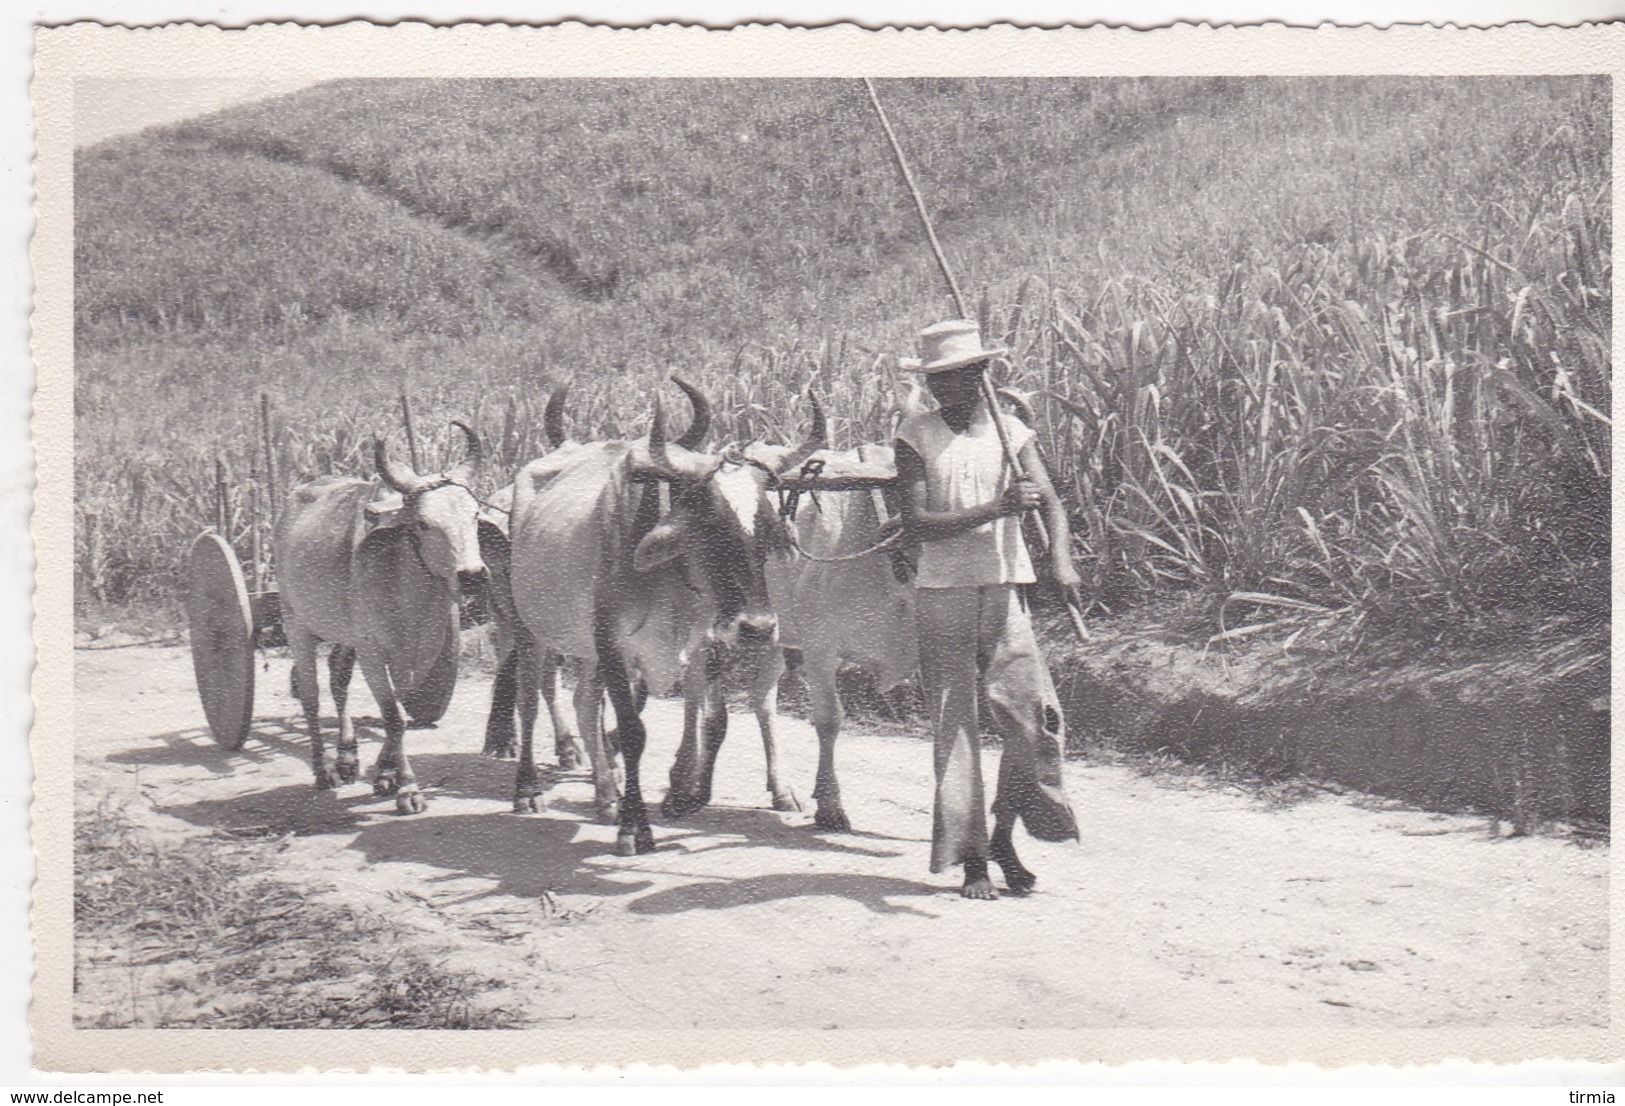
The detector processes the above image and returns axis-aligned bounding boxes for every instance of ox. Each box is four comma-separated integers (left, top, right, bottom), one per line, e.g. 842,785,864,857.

478,379,714,778
476,479,585,770
505,379,824,855
273,422,487,814
658,389,1036,831
662,443,911,831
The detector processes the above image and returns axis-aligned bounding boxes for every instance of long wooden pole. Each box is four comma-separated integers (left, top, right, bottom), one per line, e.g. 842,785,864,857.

400,392,422,471
259,393,278,518
861,78,1089,641
214,457,228,536
249,470,264,593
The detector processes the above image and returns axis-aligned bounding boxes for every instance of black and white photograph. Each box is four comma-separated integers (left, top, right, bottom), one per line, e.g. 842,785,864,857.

27,21,1618,1073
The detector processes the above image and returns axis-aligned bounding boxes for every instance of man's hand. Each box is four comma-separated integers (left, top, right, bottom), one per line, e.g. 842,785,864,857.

998,478,1044,516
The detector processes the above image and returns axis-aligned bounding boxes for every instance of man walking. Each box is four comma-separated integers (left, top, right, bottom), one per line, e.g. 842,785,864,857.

894,319,1081,900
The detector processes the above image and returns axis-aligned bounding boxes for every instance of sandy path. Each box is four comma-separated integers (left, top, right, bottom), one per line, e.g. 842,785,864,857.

74,645,1607,1029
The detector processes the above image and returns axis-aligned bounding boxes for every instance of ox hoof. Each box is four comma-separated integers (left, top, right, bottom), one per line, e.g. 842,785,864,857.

336,759,360,786
313,767,340,792
483,742,517,760
814,806,852,833
514,793,543,815
615,829,657,856
373,770,400,797
595,799,621,826
771,788,803,814
395,788,426,815
660,790,709,818
557,743,586,772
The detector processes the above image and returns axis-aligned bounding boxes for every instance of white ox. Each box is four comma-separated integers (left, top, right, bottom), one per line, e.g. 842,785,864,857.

273,423,487,814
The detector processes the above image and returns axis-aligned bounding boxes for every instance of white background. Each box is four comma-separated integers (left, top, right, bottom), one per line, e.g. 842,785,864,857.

8,0,1623,1093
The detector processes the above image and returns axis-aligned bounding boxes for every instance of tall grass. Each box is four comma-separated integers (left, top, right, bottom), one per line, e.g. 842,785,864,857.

73,76,1609,641
982,193,1610,638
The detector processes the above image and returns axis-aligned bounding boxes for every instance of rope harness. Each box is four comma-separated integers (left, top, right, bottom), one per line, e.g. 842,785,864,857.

721,446,779,485
783,522,907,564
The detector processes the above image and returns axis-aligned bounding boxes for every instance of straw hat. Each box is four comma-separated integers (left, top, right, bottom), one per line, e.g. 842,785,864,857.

899,319,1007,374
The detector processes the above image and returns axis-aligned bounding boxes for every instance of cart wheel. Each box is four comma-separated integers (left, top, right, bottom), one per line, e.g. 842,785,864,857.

400,628,459,726
186,532,255,750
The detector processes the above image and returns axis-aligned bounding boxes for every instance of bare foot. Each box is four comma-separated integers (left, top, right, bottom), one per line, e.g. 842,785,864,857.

961,857,999,900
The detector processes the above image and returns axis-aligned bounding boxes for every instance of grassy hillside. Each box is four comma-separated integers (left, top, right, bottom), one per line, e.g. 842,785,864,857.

75,77,1609,642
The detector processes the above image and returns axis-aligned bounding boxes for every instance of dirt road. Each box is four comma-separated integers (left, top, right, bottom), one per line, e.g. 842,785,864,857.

74,645,1607,1030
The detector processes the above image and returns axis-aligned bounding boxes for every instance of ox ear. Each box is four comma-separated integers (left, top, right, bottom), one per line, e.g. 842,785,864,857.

632,518,686,574
477,517,511,574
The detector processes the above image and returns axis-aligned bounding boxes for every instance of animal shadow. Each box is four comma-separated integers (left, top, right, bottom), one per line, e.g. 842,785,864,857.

652,801,915,860
103,720,310,775
628,872,940,917
349,812,654,902
157,783,654,903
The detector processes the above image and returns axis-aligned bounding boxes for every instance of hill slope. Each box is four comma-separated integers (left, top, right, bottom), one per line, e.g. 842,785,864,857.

74,77,1609,632
79,77,1604,365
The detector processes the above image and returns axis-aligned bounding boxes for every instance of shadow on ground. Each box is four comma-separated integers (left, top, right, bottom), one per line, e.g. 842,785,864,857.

104,721,308,775
627,872,942,917
132,726,932,914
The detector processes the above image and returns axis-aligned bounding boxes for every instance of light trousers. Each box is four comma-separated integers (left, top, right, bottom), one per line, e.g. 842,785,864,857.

917,585,1079,873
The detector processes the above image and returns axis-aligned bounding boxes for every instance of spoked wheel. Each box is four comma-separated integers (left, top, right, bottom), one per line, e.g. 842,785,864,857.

186,532,256,750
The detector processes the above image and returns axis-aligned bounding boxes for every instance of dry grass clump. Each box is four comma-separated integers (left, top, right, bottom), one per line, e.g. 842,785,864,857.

74,792,517,1029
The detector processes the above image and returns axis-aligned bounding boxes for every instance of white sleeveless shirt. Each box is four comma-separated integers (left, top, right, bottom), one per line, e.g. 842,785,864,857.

896,406,1036,589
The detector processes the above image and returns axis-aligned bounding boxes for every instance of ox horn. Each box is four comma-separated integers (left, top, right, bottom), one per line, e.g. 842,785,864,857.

633,393,715,484
670,374,712,451
543,382,570,449
649,394,667,460
375,437,427,496
773,390,830,475
447,420,483,484
634,394,678,483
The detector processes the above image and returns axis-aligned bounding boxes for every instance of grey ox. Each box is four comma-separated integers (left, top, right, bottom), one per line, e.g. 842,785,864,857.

476,479,585,771
504,379,825,855
478,379,713,772
273,422,488,814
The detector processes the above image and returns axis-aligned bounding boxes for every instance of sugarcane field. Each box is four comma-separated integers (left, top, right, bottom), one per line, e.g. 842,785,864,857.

63,68,1608,1044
